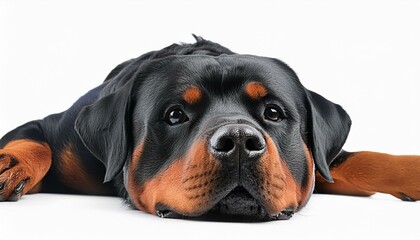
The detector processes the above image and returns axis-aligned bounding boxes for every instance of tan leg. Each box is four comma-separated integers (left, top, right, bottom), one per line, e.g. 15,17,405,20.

315,151,420,201
0,140,52,201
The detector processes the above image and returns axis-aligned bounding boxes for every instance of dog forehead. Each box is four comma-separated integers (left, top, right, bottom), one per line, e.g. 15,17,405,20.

134,54,306,120
150,54,300,94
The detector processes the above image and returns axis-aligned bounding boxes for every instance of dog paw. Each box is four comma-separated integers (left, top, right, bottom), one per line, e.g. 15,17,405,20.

391,192,420,202
0,154,32,201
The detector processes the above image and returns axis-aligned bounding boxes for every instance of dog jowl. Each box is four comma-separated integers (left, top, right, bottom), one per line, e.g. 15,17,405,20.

1,36,419,221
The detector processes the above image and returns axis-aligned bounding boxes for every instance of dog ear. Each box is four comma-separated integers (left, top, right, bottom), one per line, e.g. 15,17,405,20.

305,89,352,183
75,82,134,183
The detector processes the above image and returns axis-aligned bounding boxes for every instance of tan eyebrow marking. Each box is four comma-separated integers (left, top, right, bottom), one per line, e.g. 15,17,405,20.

182,86,202,105
245,81,268,100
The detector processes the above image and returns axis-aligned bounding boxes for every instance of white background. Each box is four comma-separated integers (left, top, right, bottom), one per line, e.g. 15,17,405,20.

0,0,420,239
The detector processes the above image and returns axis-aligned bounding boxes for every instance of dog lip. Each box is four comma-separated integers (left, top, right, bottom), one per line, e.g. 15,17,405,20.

156,209,172,218
155,205,183,219
154,186,289,221
271,209,295,220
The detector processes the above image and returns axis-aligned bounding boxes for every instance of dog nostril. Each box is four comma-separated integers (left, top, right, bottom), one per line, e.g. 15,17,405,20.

245,137,265,151
214,137,235,152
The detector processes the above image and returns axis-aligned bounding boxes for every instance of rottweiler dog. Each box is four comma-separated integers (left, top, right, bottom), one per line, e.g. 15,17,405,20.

0,36,419,221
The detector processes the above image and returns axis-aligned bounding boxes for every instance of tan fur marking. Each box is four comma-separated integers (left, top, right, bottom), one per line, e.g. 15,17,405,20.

258,135,299,214
129,140,221,216
59,144,110,195
182,86,202,105
245,82,268,100
0,140,52,197
315,151,420,200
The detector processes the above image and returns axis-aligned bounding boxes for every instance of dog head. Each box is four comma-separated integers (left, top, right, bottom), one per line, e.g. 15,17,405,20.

75,38,351,221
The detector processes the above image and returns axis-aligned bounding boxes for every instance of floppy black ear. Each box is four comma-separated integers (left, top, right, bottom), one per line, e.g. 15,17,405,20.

305,89,352,183
75,83,133,183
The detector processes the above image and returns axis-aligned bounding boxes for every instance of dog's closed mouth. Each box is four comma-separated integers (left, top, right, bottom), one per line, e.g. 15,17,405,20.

155,186,294,222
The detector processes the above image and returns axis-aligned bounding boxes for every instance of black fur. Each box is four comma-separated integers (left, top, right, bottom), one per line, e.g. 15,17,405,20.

0,36,351,219
305,90,352,182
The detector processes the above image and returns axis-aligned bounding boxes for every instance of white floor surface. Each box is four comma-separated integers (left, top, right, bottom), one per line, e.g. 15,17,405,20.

0,193,418,240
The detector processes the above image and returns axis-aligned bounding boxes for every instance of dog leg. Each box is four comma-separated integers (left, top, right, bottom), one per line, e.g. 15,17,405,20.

0,121,52,201
315,151,420,201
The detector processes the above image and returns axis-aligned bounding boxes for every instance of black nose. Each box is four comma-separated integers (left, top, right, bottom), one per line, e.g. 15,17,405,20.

210,124,266,161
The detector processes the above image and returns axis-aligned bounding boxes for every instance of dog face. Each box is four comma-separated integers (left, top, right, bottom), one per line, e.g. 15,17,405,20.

75,42,351,221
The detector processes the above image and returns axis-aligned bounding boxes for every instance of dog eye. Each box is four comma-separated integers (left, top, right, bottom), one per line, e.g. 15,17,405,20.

264,105,283,121
166,108,189,125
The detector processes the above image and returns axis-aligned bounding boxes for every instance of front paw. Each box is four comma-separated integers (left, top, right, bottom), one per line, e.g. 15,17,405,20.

390,158,420,202
391,191,420,202
0,154,31,201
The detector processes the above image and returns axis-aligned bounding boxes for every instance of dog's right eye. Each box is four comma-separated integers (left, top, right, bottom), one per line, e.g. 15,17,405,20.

166,108,189,126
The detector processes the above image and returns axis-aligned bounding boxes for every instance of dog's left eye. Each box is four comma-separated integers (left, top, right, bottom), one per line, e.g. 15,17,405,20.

264,105,283,121
166,108,189,125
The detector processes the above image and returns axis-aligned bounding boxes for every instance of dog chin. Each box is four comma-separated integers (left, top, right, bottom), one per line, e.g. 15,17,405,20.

155,186,295,222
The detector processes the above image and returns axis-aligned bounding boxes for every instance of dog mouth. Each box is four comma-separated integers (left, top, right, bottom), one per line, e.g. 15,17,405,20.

155,186,295,222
